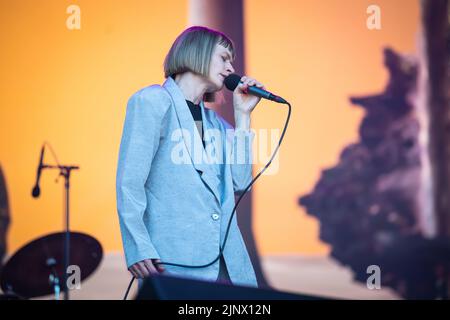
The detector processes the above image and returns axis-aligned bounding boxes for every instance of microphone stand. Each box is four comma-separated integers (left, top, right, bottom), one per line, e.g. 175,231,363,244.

42,164,79,300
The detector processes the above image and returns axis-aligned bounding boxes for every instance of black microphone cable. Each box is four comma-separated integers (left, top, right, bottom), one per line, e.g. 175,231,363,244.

123,101,292,300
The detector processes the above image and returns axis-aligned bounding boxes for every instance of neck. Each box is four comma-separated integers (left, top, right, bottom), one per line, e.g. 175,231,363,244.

174,72,210,105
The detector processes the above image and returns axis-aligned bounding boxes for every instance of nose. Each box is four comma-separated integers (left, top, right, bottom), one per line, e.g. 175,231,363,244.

227,62,235,75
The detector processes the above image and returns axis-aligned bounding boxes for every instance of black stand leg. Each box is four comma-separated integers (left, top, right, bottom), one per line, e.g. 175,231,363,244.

43,164,79,300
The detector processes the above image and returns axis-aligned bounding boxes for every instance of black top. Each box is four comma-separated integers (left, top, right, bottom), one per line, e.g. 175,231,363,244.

186,100,205,148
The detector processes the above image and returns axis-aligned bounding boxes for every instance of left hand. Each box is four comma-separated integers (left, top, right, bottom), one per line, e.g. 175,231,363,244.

233,76,265,115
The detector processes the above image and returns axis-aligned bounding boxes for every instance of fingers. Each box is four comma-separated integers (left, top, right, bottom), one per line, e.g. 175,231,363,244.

128,261,153,279
143,259,159,275
237,76,265,93
128,266,138,278
128,263,144,278
137,262,150,278
128,259,166,279
152,259,166,273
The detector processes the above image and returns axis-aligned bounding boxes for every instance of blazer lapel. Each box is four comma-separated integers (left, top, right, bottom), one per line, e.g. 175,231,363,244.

162,77,222,204
200,100,221,176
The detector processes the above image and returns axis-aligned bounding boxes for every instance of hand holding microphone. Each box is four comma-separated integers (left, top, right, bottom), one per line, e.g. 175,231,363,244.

228,75,266,115
224,73,287,110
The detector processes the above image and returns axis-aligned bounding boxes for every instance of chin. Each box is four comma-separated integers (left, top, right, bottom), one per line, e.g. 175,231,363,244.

206,77,224,92
209,82,223,92
217,77,226,88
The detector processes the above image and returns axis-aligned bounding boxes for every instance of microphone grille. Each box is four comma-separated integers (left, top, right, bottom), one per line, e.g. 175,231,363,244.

32,185,40,198
224,74,241,91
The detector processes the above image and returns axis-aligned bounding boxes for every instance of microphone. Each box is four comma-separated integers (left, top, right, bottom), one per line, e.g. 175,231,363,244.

32,145,45,198
224,73,287,104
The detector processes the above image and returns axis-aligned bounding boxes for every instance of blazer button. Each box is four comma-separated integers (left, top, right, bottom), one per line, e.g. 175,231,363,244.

211,213,220,221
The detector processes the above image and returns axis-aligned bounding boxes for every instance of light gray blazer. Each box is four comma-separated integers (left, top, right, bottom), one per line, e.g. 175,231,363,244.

116,76,258,287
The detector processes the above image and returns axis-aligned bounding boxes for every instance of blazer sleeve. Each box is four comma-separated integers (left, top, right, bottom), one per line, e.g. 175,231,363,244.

116,87,169,268
221,118,255,194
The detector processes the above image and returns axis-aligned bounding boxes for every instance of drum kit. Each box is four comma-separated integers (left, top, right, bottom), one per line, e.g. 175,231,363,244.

0,232,102,300
0,143,103,300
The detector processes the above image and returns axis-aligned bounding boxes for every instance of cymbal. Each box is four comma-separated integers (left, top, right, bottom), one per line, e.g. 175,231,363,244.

0,232,102,298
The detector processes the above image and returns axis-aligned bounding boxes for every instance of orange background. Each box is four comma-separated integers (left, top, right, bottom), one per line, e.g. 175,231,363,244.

0,0,419,256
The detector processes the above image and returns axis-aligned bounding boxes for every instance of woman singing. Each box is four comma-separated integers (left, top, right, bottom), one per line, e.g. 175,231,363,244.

116,26,264,287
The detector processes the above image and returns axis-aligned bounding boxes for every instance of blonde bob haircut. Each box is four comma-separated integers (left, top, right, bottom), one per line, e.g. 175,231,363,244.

164,26,236,103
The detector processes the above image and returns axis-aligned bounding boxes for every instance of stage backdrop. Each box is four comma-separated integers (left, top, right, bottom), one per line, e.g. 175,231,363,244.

0,0,419,257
